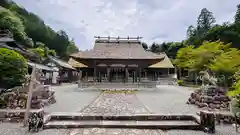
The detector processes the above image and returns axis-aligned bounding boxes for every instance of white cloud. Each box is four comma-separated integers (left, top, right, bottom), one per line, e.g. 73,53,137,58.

13,0,239,50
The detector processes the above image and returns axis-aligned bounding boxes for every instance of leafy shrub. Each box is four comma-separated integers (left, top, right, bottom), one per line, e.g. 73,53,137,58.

0,48,28,89
177,80,184,86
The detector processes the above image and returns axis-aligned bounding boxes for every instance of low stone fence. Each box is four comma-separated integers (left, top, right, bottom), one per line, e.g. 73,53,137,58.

157,77,178,85
0,108,44,122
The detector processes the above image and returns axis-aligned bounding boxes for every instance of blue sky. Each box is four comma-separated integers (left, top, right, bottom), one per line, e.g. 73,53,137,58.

13,0,239,50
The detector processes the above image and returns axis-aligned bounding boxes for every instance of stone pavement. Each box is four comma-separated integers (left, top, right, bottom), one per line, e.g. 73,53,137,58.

68,91,166,135
0,84,239,135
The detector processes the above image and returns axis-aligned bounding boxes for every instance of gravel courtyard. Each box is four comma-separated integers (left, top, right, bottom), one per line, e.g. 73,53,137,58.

0,84,239,135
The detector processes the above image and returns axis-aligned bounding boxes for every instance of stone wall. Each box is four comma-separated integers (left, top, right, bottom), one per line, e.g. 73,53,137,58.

187,87,230,111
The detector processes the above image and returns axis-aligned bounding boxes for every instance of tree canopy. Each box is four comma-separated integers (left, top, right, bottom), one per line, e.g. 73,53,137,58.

0,48,28,89
0,0,79,58
174,41,239,74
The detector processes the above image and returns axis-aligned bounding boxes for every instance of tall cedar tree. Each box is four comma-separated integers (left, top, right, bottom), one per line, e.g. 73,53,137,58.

197,8,216,32
235,4,240,24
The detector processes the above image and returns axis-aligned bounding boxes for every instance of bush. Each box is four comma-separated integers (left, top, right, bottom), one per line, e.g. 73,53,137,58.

177,80,184,86
0,48,28,89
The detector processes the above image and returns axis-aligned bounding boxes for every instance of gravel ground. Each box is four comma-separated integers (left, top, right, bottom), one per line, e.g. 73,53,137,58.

45,84,101,113
136,85,201,114
0,84,240,135
137,85,240,135
68,91,166,135
0,84,100,135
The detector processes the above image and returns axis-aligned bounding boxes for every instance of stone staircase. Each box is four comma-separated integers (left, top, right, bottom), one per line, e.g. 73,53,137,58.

79,82,157,90
42,112,214,132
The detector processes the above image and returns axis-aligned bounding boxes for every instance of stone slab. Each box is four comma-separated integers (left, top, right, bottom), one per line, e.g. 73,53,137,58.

46,113,200,121
44,120,200,130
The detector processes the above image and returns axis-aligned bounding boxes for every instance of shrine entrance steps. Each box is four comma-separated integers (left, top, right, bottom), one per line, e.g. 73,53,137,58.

78,82,157,90
43,111,215,133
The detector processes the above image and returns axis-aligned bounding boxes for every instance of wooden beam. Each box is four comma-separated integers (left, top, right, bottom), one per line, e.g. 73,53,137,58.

94,36,143,40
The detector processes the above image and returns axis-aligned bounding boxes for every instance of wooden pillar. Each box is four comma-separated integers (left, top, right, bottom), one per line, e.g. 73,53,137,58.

78,70,83,88
98,72,101,82
79,70,82,80
107,67,110,82
200,111,215,133
23,66,36,126
94,61,96,82
133,71,136,83
179,68,182,79
139,68,141,82
174,67,177,78
145,69,147,79
125,67,128,82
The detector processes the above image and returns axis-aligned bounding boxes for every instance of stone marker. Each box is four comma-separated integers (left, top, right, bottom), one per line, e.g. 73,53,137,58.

200,110,215,133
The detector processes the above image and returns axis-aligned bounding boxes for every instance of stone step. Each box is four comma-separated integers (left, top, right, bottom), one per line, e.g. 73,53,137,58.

44,113,200,123
44,120,200,130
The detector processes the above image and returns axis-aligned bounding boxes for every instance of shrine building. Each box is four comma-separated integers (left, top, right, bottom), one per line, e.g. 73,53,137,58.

69,36,175,83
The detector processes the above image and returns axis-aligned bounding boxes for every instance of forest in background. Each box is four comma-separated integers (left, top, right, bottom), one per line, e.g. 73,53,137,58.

144,5,240,60
0,0,79,60
1,0,240,96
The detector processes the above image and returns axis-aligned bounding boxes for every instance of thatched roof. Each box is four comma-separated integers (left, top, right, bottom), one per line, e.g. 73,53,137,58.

149,53,174,68
48,56,75,70
0,37,14,42
71,39,164,59
68,58,88,68
28,62,56,71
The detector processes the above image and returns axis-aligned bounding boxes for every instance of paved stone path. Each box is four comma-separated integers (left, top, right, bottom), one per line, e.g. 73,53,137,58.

0,84,239,135
68,91,167,135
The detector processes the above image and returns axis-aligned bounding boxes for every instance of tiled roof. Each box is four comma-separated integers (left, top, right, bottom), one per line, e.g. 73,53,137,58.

71,39,164,59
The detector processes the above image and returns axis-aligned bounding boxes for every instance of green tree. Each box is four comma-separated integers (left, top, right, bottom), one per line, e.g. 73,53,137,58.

141,42,148,50
0,48,28,89
29,42,57,59
0,6,32,47
150,42,162,53
186,8,216,46
166,42,185,59
192,41,229,71
186,25,195,38
174,41,230,72
29,47,45,58
197,8,216,32
210,48,240,74
174,45,196,70
227,71,240,97
235,4,240,24
1,1,79,57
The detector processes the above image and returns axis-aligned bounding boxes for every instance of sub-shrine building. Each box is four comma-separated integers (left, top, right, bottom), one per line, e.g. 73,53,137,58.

69,36,176,83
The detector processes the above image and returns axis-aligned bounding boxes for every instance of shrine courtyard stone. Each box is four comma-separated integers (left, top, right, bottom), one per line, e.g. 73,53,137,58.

0,84,239,135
